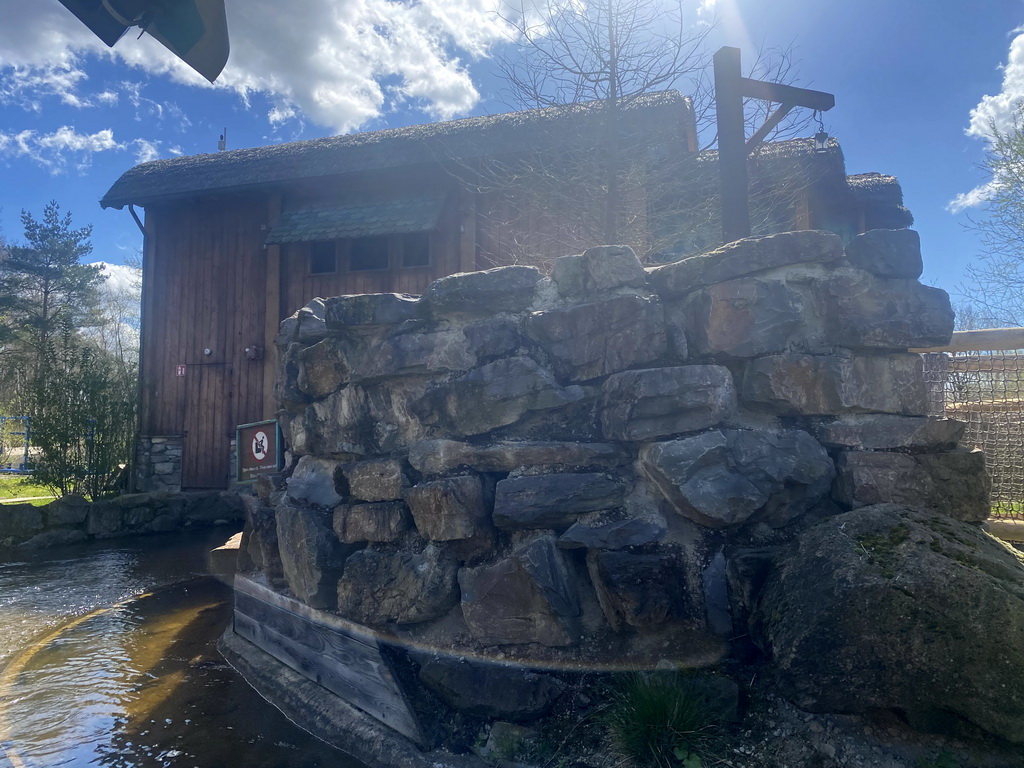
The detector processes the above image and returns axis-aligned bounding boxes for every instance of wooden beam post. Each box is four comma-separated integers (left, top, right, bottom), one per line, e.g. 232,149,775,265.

714,46,750,243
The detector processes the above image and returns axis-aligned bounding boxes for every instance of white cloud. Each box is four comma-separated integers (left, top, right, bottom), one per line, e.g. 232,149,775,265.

133,138,161,163
951,27,1024,211
967,28,1024,141
0,125,124,171
948,180,998,214
0,0,516,133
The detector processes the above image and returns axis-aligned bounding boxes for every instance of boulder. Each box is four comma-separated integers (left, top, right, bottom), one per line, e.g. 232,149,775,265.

86,502,122,536
558,518,666,550
742,353,928,416
833,449,990,522
276,297,327,346
648,230,844,297
342,458,409,502
826,272,954,350
336,544,459,625
276,502,356,609
755,504,1024,743
682,277,817,359
0,504,44,541
813,415,965,451
550,245,646,299
296,337,355,399
418,656,566,720
241,494,284,582
360,327,476,379
420,265,542,314
286,455,345,508
459,535,580,646
463,318,521,361
493,473,626,531
408,439,630,476
600,365,737,440
404,475,491,540
640,429,835,529
586,549,687,629
333,501,411,543
527,295,668,381
45,495,91,527
416,356,585,436
324,292,419,329
844,228,923,279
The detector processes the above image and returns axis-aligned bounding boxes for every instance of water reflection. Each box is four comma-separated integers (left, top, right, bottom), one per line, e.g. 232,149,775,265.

0,532,361,768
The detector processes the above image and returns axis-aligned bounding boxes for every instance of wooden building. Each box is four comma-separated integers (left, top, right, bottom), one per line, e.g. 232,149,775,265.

100,91,912,491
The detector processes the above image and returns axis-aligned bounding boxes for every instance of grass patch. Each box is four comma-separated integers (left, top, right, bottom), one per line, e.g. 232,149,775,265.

602,671,720,768
0,474,55,504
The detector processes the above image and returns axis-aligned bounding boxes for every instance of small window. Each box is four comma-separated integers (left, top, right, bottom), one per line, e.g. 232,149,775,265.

350,236,389,271
309,241,337,274
402,233,430,268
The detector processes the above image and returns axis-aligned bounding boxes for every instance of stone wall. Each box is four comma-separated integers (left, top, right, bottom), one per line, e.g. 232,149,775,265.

0,490,243,549
135,435,183,492
238,229,1024,746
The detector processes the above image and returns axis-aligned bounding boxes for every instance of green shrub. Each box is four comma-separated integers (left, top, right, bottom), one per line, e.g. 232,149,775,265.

602,671,719,768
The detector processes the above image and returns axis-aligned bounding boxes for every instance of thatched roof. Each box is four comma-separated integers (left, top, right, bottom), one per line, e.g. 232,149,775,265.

847,172,914,228
100,91,695,210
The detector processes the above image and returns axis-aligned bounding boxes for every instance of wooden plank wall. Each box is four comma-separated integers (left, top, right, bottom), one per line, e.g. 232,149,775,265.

233,576,423,745
140,195,270,488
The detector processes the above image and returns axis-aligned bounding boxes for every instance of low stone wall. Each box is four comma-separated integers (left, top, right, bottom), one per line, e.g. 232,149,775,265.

235,229,1024,749
0,490,244,549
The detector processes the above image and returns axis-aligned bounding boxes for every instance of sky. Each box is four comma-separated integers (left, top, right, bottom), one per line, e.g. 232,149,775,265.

0,0,1022,302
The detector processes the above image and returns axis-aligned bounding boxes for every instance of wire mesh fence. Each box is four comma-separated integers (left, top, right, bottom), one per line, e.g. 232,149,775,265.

921,329,1024,521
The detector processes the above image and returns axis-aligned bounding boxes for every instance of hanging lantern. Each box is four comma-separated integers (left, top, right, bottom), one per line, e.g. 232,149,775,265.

814,129,830,153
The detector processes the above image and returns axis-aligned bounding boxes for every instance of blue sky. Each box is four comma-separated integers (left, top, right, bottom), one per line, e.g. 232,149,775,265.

0,0,1022,301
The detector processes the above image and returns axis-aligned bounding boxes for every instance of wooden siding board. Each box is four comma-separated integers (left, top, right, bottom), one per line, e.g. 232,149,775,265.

233,576,423,745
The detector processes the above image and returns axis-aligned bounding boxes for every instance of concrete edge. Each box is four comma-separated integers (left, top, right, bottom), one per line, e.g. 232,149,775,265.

984,518,1024,543
218,627,483,768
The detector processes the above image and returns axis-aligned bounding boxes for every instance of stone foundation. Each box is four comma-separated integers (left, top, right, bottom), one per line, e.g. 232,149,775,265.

135,435,183,492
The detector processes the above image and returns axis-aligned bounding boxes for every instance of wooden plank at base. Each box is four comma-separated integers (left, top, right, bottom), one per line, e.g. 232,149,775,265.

232,576,423,745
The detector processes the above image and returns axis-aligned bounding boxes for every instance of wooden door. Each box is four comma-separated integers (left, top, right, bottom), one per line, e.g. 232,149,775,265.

181,363,233,489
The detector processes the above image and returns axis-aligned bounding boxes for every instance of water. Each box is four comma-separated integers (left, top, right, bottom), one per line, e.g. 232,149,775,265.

0,530,361,767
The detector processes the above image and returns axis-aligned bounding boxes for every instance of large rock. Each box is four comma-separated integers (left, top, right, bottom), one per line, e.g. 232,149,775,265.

550,245,646,299
826,272,954,350
296,337,354,399
492,473,626,531
45,495,91,527
459,535,580,646
463,318,521,361
404,475,491,540
640,429,835,529
755,505,1024,743
336,544,459,625
286,455,345,508
276,502,356,609
600,365,737,440
833,449,990,522
683,277,823,358
276,297,327,346
324,292,419,328
342,458,409,502
843,228,923,279
416,356,585,436
648,230,844,296
742,353,928,416
333,501,411,543
418,656,566,720
0,503,45,543
586,549,687,629
359,327,476,379
241,494,284,583
558,518,666,550
408,439,630,476
527,295,668,381
813,415,965,451
420,266,542,314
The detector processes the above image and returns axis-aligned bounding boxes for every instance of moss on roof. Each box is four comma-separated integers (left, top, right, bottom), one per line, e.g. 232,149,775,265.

100,91,694,209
